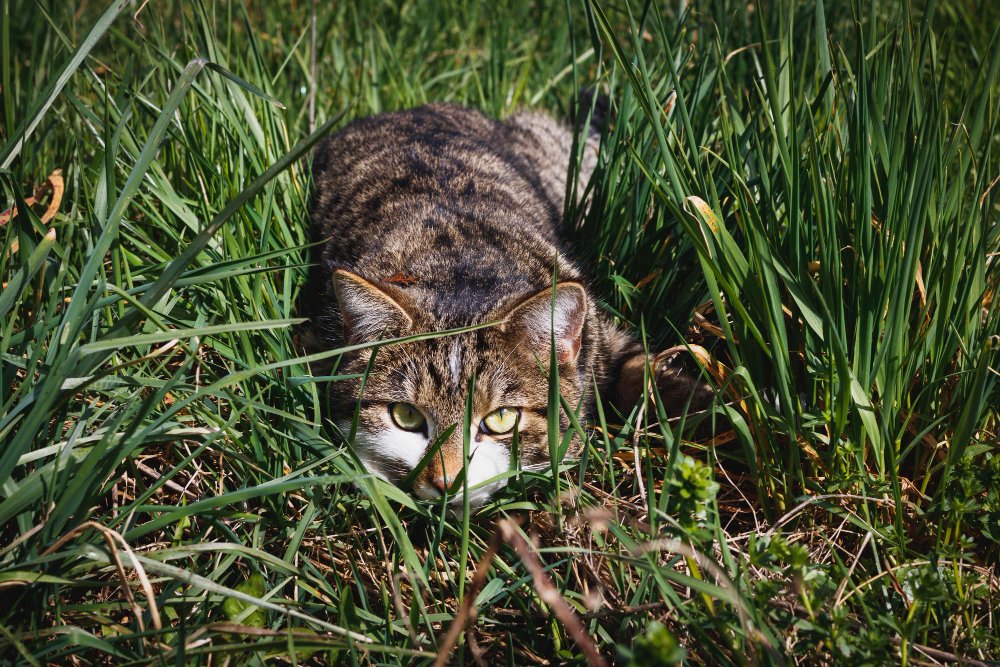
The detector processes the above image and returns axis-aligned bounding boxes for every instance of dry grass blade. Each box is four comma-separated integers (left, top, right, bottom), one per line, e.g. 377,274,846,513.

0,169,64,226
497,520,609,667
41,521,162,633
630,538,751,642
433,527,503,667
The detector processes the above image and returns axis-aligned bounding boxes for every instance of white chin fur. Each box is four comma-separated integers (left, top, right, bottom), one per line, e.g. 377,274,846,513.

339,419,511,506
461,438,511,504
411,439,511,507
412,438,511,507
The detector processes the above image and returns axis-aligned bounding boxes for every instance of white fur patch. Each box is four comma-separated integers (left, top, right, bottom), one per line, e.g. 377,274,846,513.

370,428,429,469
461,438,511,506
448,339,462,386
412,425,511,506
341,417,513,508
337,417,428,481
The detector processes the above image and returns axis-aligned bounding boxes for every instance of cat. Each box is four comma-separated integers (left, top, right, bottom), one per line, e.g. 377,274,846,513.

302,101,711,506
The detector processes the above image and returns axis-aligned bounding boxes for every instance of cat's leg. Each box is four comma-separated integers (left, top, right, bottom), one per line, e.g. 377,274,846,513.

600,320,715,418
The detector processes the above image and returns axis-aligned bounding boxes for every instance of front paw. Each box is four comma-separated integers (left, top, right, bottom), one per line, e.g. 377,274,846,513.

614,345,718,419
652,345,716,418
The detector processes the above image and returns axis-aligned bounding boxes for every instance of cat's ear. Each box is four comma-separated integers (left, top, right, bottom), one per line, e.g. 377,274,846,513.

333,269,413,344
503,283,587,365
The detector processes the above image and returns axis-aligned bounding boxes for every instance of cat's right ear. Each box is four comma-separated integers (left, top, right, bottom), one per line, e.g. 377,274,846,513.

502,282,588,365
332,269,413,344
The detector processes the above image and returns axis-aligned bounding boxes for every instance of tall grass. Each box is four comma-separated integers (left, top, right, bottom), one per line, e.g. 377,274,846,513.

1,0,997,664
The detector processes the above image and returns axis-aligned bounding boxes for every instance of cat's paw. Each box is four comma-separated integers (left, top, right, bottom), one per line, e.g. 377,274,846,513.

650,345,716,419
614,345,718,420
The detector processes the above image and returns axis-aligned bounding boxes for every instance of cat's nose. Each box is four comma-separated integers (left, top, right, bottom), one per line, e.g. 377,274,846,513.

431,477,450,495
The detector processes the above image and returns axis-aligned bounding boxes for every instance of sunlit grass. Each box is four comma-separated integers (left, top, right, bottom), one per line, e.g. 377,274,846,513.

1,0,997,664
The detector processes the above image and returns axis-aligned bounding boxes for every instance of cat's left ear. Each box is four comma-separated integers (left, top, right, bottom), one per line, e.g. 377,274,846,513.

503,283,587,364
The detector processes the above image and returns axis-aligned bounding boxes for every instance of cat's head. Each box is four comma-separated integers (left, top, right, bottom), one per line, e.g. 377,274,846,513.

329,269,588,507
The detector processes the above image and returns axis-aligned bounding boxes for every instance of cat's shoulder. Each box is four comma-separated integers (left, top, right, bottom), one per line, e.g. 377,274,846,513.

312,103,499,179
320,103,494,145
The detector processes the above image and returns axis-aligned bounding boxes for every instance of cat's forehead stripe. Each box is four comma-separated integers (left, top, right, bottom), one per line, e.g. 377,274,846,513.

448,339,462,386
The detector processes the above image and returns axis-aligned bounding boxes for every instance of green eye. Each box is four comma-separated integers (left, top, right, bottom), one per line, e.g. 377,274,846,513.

482,407,520,435
389,403,427,432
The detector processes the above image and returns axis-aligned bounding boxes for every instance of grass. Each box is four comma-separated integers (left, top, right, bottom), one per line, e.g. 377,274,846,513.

1,0,998,664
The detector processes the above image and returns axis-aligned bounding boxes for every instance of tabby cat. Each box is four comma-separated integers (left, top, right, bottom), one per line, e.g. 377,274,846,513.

303,102,709,506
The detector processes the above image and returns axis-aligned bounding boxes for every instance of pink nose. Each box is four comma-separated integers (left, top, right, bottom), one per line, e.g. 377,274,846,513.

431,478,449,495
